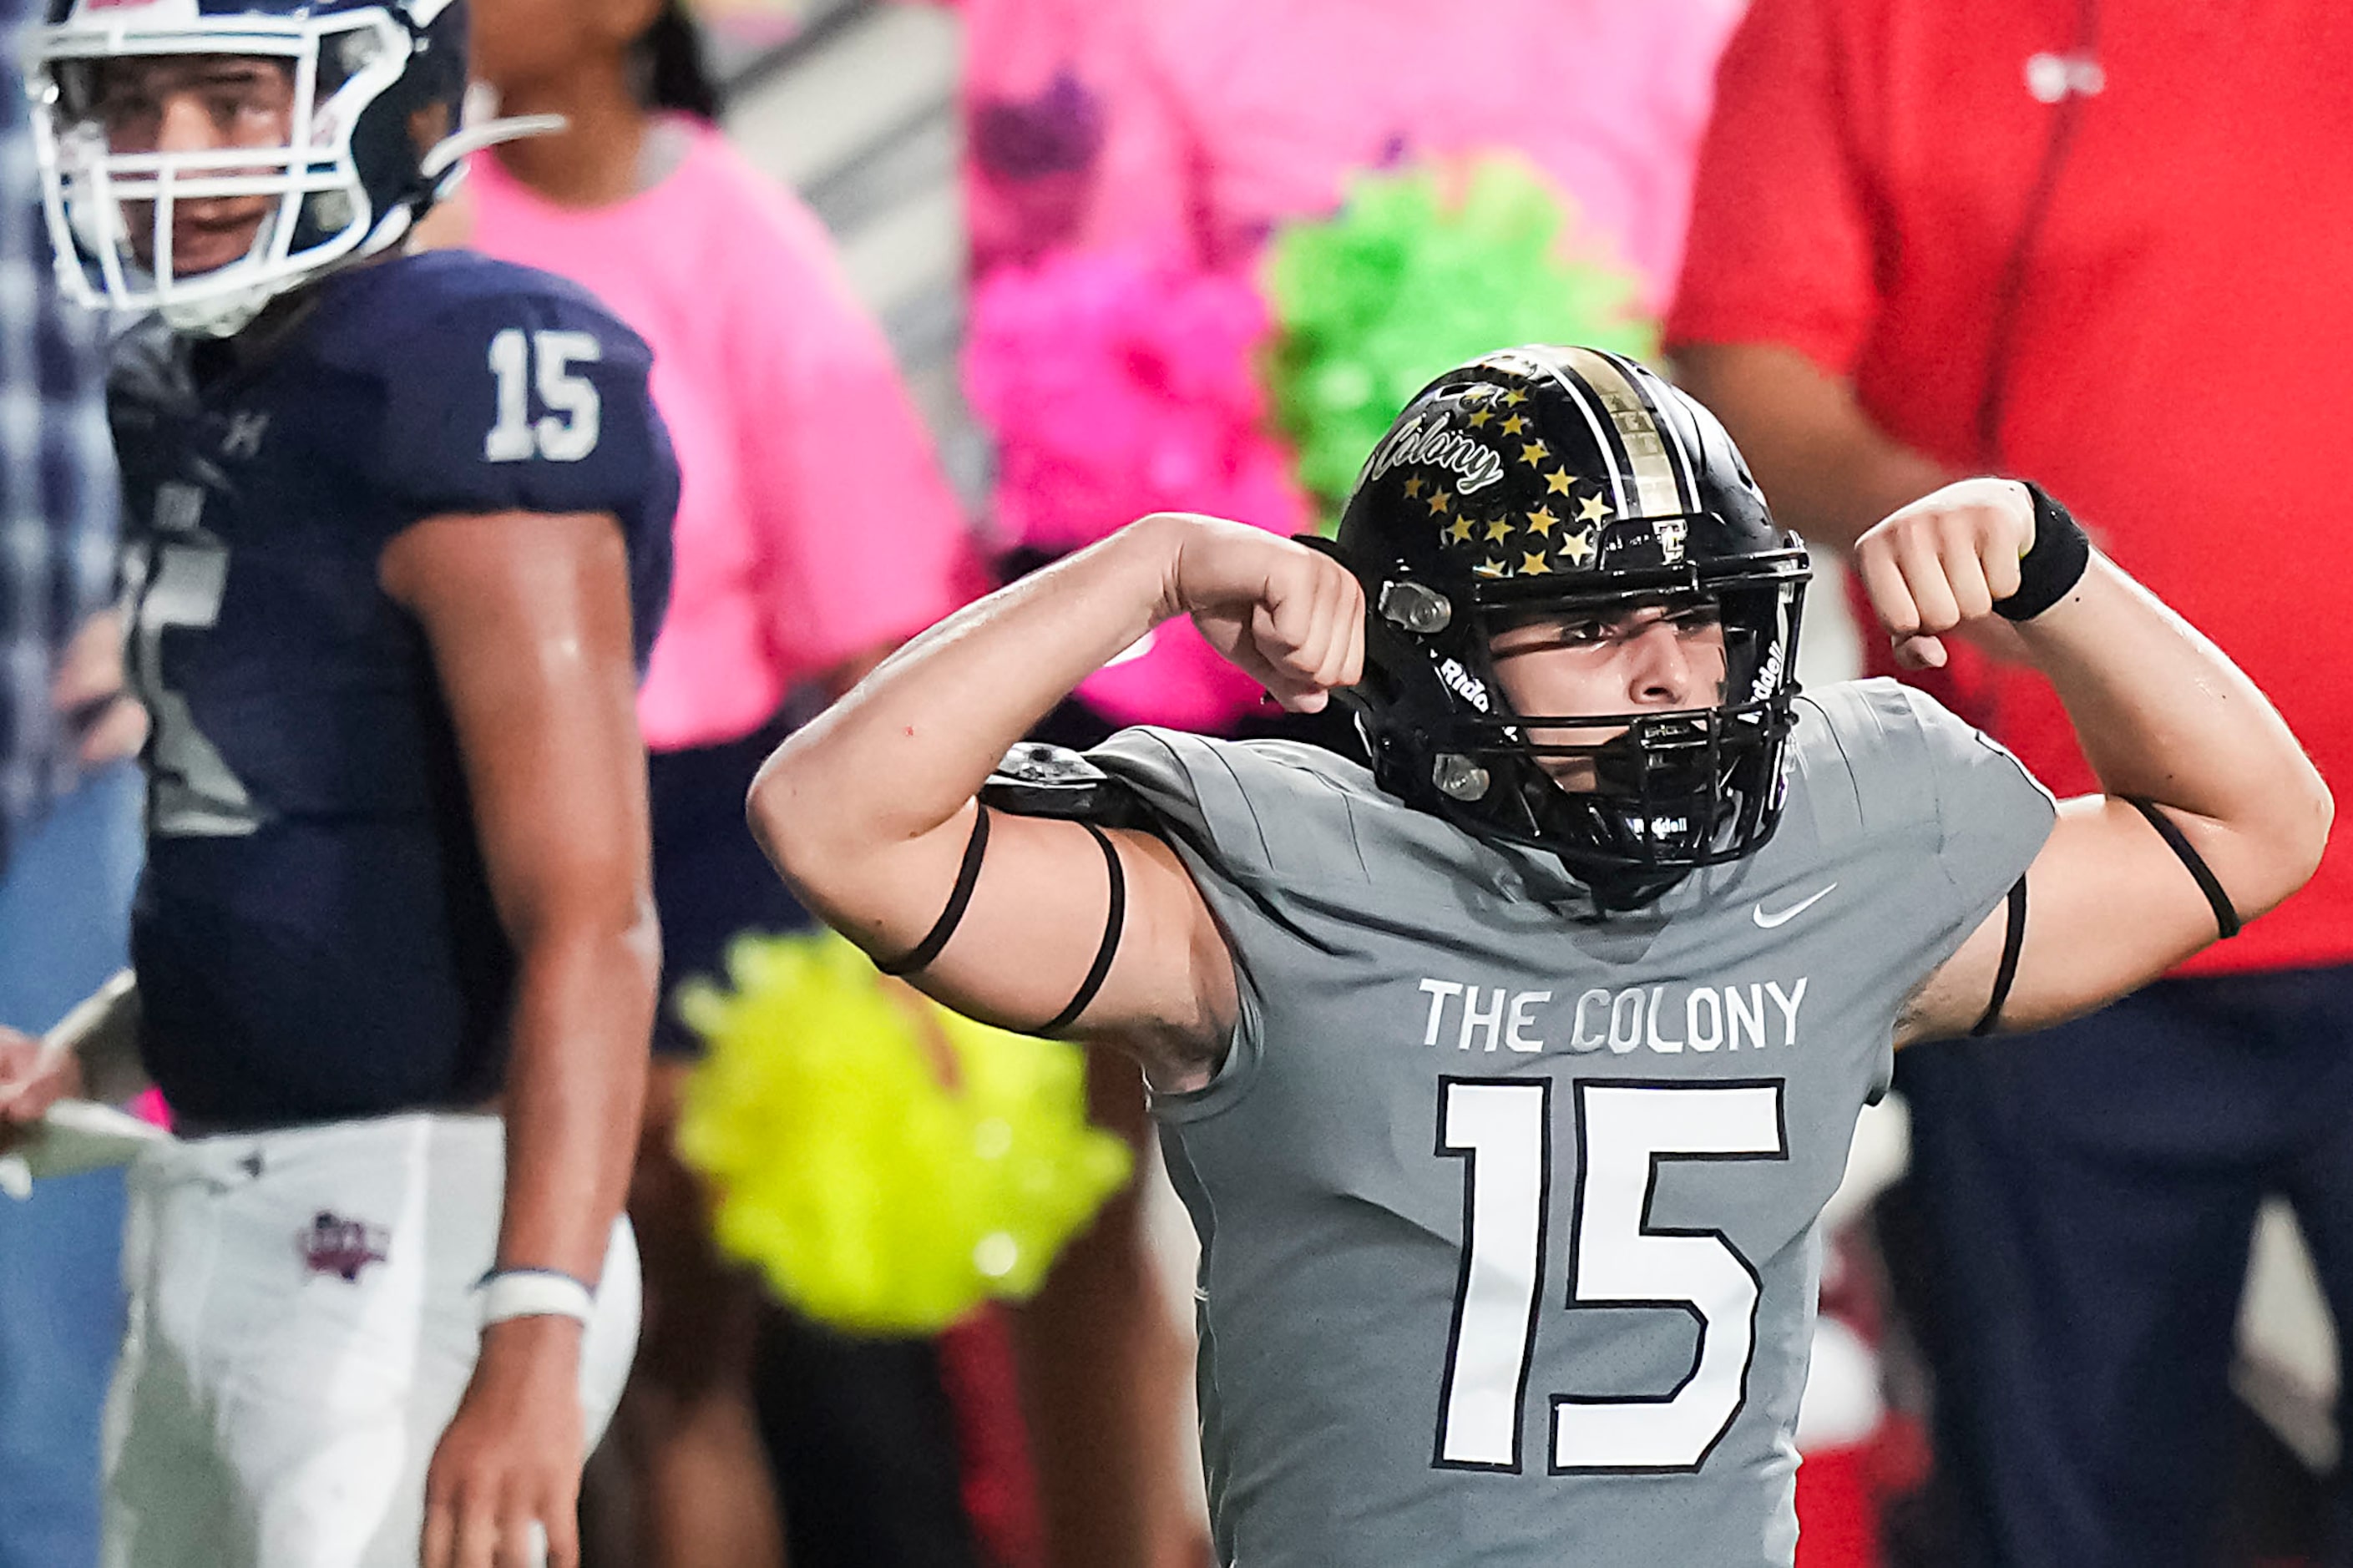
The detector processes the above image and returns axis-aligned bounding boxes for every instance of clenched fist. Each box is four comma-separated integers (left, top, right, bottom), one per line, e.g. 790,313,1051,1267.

1854,478,2035,670
1152,513,1366,713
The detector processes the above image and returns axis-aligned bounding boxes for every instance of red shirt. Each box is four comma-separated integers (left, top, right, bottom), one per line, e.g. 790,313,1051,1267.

1668,0,2353,975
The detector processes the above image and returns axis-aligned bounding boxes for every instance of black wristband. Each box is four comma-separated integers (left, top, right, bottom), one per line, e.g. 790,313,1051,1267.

1994,481,2092,622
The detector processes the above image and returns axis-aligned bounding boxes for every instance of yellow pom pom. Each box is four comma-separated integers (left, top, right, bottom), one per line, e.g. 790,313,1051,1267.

675,931,1135,1335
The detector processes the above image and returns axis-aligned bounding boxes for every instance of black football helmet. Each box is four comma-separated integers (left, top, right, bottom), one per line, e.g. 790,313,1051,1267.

1329,346,1809,908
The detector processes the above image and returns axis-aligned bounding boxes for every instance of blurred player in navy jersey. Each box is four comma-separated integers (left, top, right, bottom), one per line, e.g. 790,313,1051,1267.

0,3,678,1566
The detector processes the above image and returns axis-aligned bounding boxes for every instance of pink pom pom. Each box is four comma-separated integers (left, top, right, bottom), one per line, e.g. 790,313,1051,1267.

965,249,1312,730
966,249,1306,549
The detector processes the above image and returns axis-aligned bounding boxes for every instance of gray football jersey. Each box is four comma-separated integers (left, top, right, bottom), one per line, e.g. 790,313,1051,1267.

1087,678,2056,1568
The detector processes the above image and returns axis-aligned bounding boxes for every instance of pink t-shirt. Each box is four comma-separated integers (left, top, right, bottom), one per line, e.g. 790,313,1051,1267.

962,0,1745,304
467,121,969,751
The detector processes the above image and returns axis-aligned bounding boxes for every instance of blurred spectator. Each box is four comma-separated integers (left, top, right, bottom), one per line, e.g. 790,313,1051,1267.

1668,2,2353,1563
962,0,1741,294
0,3,139,1566
458,2,980,1564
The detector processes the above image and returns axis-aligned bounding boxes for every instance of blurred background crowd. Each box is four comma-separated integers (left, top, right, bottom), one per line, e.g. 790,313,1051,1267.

4,1,2349,1565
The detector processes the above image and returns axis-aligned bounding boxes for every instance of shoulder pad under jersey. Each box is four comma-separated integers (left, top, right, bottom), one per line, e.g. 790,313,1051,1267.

981,742,1156,828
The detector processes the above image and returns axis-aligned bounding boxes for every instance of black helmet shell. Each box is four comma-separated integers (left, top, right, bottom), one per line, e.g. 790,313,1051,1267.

1333,346,1810,906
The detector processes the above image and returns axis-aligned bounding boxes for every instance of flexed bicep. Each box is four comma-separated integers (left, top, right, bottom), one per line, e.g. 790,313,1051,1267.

750,778,1237,1090
1904,796,2263,1044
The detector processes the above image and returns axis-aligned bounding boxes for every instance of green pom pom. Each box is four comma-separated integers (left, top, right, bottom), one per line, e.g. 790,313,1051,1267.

676,932,1135,1336
1264,154,1657,529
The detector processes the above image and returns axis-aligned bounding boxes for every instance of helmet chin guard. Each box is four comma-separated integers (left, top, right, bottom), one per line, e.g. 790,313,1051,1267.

1330,346,1811,909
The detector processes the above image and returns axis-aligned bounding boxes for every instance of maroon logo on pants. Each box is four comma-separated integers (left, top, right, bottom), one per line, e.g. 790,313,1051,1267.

299,1212,389,1282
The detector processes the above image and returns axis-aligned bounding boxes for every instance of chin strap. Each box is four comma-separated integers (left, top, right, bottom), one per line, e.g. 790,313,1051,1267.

417,114,568,184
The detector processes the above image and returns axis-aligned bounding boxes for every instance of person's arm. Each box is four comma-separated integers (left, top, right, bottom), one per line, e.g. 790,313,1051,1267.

54,611,148,767
380,508,657,1568
1875,481,2332,1041
748,512,1362,1089
738,190,971,700
1662,0,1953,551
0,970,146,1145
1669,342,1952,553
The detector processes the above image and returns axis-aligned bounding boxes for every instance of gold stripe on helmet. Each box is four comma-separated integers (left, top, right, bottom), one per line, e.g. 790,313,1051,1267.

1557,347,1688,519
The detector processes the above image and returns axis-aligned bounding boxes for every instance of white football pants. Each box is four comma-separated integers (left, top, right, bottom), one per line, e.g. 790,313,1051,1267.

99,1113,640,1568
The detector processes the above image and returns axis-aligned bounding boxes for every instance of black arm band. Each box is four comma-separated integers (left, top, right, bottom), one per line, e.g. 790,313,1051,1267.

1042,822,1126,1034
1994,481,2092,622
876,805,992,976
1970,876,2030,1037
2125,797,2243,939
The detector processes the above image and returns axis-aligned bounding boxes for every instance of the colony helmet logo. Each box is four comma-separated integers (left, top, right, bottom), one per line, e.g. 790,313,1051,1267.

1364,415,1507,497
299,1211,390,1282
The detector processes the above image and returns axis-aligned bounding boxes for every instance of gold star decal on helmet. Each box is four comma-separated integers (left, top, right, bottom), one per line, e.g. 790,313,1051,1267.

1467,408,1493,428
1500,413,1528,437
1518,440,1551,468
1545,469,1574,496
1402,475,1425,499
1525,505,1559,536
1474,559,1506,578
1559,529,1596,564
1426,488,1452,515
1484,516,1513,544
1503,388,1527,405
1519,552,1551,575
1447,515,1475,544
1576,493,1611,524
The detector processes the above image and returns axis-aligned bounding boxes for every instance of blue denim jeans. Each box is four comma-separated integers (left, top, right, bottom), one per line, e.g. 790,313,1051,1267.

0,762,142,1568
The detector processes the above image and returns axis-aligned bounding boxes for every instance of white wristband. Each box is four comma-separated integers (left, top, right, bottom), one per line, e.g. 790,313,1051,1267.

478,1268,595,1329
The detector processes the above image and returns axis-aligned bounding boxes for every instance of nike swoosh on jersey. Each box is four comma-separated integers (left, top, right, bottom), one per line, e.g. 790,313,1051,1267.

1753,883,1838,928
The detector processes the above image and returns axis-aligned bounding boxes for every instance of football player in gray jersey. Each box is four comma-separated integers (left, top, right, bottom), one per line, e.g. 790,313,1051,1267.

749,347,2329,1566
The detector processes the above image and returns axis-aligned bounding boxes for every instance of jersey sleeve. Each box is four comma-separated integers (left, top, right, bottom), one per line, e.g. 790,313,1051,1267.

1824,678,2058,946
1084,726,1374,1116
1662,0,1882,376
366,286,676,531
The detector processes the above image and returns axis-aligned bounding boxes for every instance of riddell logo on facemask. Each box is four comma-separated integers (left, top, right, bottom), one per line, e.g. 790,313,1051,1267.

1439,658,1491,712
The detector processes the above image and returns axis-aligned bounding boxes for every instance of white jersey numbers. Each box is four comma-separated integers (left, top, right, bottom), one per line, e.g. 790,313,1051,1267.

1435,1078,1551,1469
1433,1077,1789,1475
485,327,604,463
125,482,264,839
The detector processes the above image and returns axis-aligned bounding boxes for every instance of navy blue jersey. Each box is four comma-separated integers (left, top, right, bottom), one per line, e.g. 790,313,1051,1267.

110,251,678,1125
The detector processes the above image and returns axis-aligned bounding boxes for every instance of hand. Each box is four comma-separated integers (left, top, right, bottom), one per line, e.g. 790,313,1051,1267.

422,1318,587,1568
0,1028,84,1156
1156,513,1365,712
1853,478,2032,671
53,612,147,767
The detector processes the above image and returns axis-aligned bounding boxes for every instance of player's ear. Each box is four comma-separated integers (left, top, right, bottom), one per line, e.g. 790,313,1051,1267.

407,101,452,159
